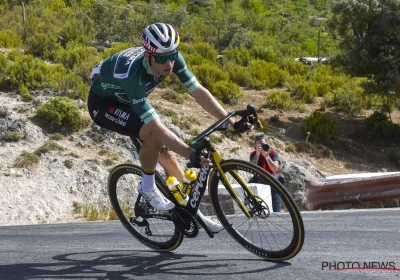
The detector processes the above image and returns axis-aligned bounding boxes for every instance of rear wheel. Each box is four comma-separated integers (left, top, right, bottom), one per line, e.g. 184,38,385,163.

208,159,304,261
107,164,184,251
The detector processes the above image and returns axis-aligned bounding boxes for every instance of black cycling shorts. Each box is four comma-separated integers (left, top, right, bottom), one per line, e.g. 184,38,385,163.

87,90,144,139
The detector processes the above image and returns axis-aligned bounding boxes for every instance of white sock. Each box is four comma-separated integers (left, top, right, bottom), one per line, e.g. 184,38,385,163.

141,173,156,192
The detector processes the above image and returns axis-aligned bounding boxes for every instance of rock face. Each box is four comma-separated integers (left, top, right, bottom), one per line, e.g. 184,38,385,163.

0,92,333,225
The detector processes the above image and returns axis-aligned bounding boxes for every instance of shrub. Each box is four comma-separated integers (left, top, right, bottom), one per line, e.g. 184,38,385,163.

14,151,40,168
6,54,53,90
55,71,89,100
55,46,98,70
0,29,23,48
247,60,288,89
324,86,366,115
191,62,230,89
186,42,218,61
266,90,295,110
64,160,74,169
25,33,61,60
19,85,32,102
35,141,65,156
222,47,251,66
99,149,119,161
210,80,243,105
162,89,184,104
1,131,26,142
255,117,268,133
35,97,85,132
365,111,400,141
49,133,64,140
300,111,339,142
225,62,251,87
293,82,318,103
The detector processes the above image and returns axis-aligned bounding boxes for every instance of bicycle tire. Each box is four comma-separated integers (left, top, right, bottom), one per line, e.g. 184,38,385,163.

108,163,184,251
208,159,304,261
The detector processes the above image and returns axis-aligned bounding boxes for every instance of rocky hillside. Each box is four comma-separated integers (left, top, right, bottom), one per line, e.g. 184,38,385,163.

0,89,398,226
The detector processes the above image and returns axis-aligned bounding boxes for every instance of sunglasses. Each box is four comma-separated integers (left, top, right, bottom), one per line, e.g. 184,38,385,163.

151,51,178,64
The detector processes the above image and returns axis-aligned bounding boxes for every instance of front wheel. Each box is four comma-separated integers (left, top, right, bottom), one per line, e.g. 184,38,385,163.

208,159,304,261
107,163,184,252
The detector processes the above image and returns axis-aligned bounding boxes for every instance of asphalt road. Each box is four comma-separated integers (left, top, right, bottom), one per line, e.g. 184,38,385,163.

0,208,399,280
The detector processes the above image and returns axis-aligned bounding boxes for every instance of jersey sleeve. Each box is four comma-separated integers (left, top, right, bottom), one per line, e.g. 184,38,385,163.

173,52,200,93
122,76,159,124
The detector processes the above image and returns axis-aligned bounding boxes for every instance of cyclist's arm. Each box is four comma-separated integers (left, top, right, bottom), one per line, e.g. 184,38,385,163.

173,53,235,126
191,85,235,126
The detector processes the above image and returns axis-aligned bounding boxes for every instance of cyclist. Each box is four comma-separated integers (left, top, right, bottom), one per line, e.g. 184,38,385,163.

88,22,256,232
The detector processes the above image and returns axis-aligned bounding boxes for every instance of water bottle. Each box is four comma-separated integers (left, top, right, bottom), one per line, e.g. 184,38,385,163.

166,176,188,206
182,169,197,195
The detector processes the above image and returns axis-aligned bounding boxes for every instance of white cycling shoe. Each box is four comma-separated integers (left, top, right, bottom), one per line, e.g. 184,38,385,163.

197,210,224,233
138,184,175,211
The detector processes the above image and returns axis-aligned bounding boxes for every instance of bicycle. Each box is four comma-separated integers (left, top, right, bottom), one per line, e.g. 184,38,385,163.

107,104,304,261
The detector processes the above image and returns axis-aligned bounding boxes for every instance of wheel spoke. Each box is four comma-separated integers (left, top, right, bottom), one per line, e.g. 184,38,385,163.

209,160,304,261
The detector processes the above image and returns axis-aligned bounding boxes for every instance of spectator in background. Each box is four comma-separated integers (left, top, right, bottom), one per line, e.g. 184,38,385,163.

249,134,284,212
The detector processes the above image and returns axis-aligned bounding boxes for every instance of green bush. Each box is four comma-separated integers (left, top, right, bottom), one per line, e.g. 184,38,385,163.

25,33,62,60
249,45,278,63
225,62,251,87
1,131,26,142
247,60,288,89
266,89,296,110
35,141,66,156
19,85,33,102
5,54,53,89
55,45,98,70
35,97,85,132
191,62,230,89
0,29,22,48
14,151,40,168
186,42,218,61
210,80,243,105
162,89,184,104
300,111,339,142
324,86,365,115
222,47,251,66
293,82,318,103
365,111,400,141
55,71,89,100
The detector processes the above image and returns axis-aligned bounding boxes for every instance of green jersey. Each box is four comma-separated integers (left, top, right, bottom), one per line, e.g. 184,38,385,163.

90,47,200,124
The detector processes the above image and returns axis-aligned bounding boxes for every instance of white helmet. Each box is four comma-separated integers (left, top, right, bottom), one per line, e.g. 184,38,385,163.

141,23,180,54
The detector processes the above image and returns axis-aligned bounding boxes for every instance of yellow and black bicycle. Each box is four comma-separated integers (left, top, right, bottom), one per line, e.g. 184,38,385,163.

107,104,304,261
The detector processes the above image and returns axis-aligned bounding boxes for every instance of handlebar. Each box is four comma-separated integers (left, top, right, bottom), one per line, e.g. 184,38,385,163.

187,104,259,150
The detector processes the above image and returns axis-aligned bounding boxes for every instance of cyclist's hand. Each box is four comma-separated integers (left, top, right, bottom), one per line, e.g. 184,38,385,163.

233,119,251,133
189,150,213,168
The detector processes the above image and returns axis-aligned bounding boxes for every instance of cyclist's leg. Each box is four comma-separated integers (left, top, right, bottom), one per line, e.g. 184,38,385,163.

87,90,174,211
156,149,224,233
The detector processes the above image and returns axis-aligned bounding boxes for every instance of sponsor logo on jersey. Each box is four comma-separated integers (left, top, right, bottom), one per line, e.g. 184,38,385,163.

114,47,144,79
104,111,127,126
112,108,130,120
101,83,123,90
132,97,146,104
178,66,187,73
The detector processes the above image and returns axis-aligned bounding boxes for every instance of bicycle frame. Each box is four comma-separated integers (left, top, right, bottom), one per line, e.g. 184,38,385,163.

181,105,260,218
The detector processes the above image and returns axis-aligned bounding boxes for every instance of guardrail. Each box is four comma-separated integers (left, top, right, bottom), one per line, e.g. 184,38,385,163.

305,173,400,210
